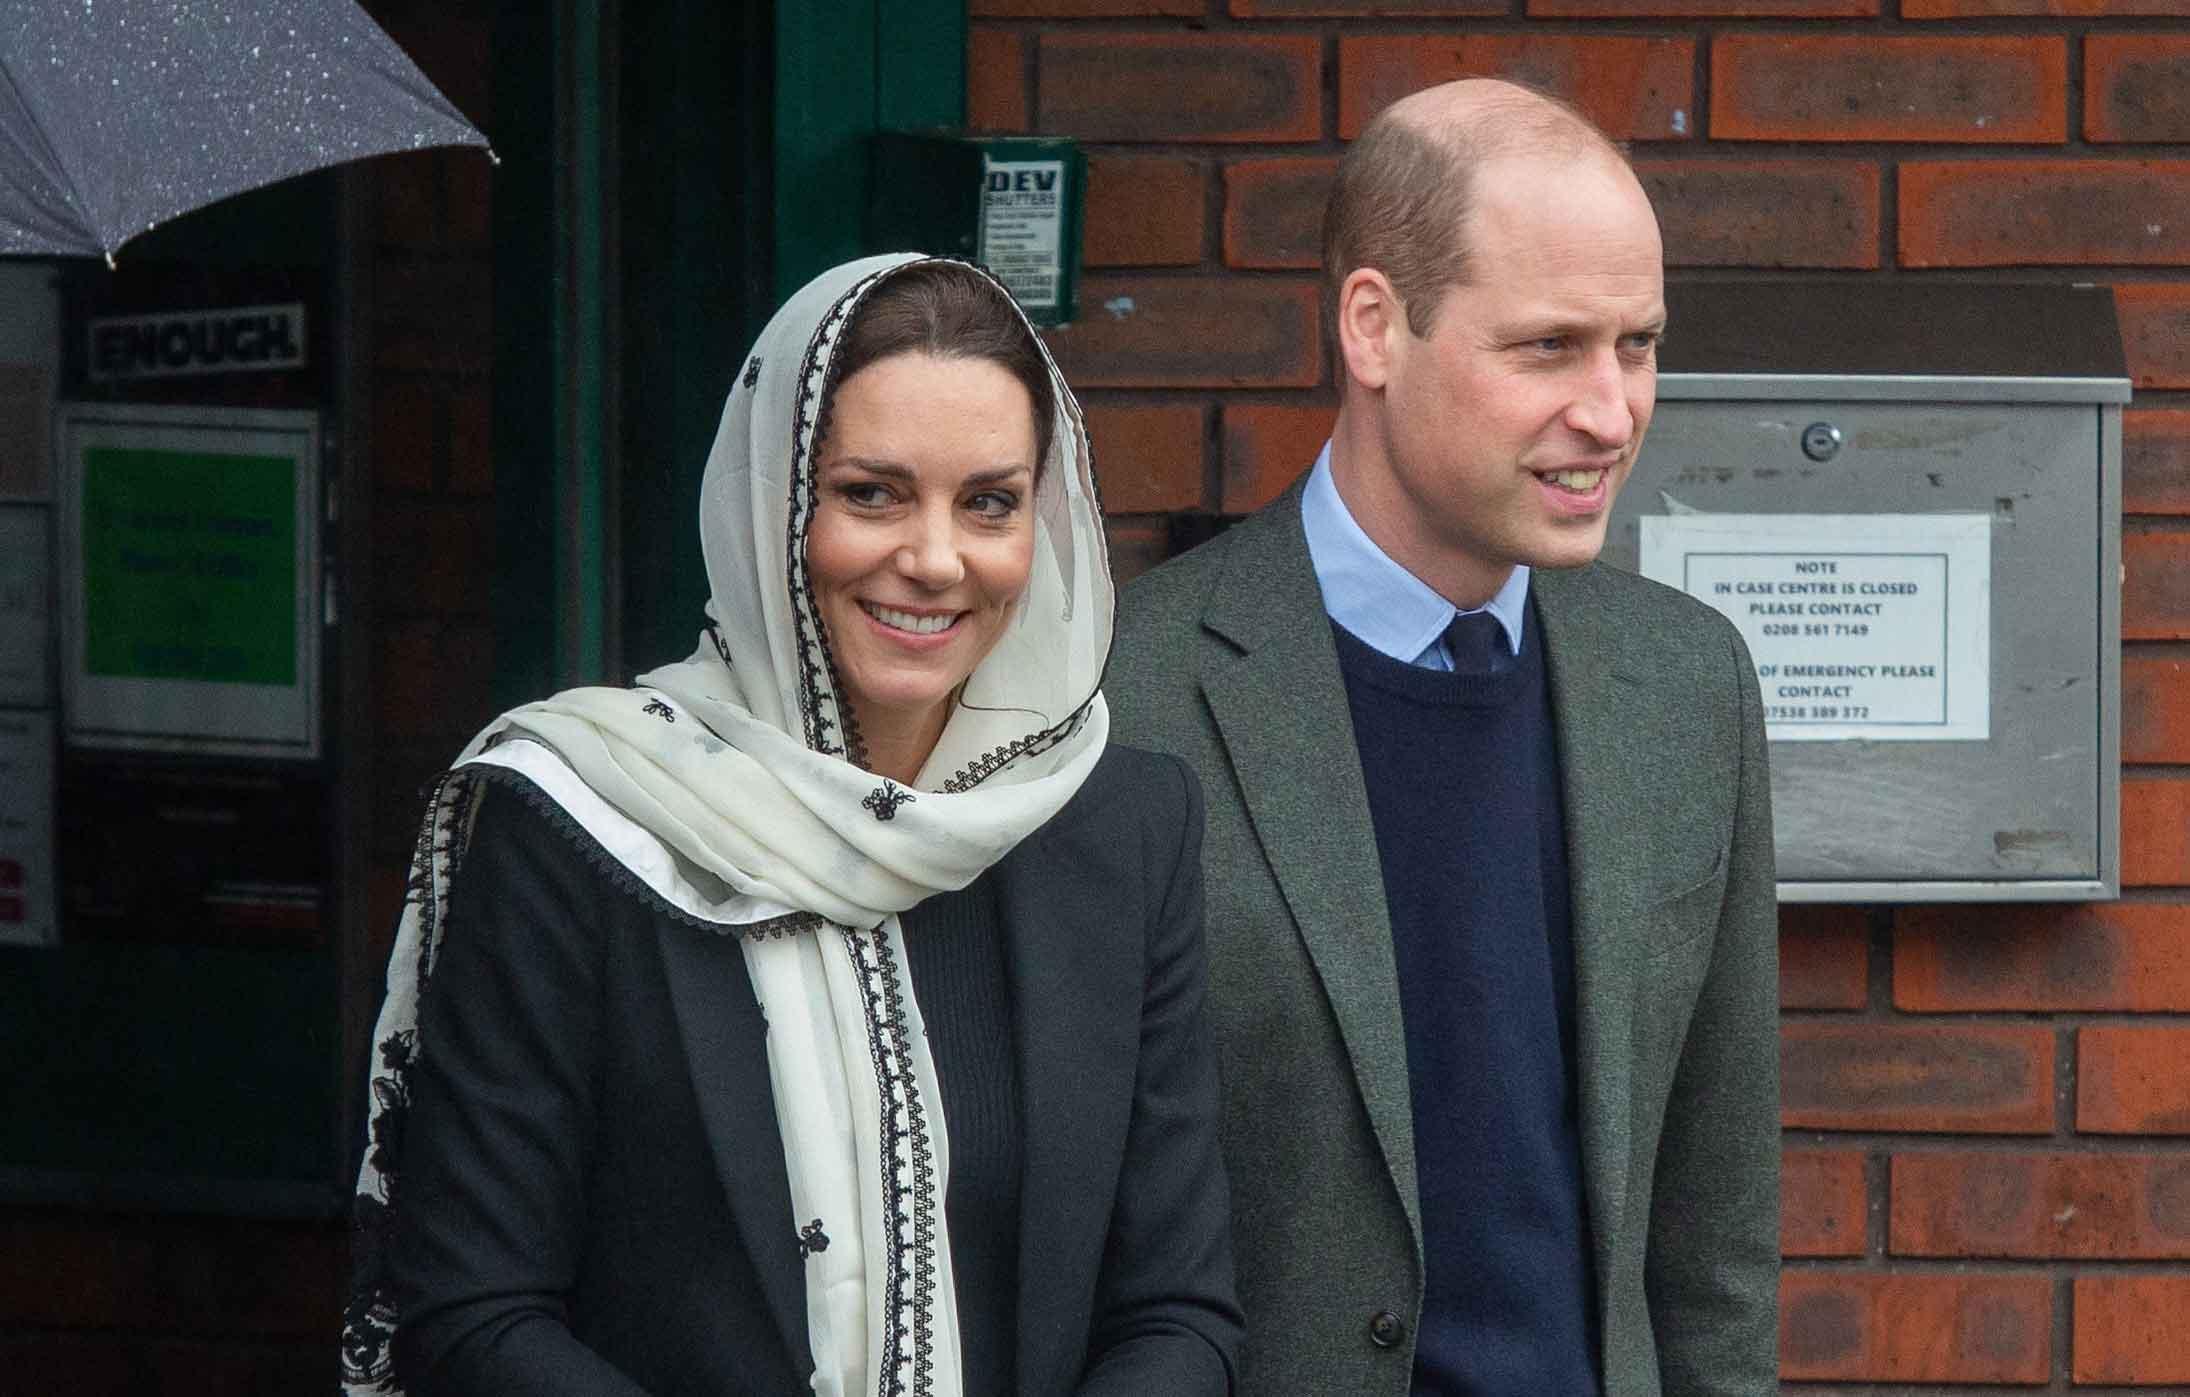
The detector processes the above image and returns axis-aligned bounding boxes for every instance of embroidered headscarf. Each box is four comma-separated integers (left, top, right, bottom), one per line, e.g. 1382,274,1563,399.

342,254,1112,1397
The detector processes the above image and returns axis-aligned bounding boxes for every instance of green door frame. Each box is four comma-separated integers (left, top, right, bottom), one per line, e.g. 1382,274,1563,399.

499,0,965,703
774,0,966,302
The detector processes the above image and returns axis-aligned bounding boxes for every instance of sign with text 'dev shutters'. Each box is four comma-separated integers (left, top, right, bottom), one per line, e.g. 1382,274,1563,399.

86,304,306,382
869,133,1085,327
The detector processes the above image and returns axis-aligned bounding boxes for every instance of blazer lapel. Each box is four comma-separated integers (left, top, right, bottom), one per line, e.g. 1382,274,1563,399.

1197,492,1421,1239
995,815,1141,1397
1533,565,1672,1308
656,926,810,1374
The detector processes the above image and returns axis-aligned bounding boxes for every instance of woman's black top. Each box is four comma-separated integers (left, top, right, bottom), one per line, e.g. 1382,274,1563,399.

903,877,1023,1397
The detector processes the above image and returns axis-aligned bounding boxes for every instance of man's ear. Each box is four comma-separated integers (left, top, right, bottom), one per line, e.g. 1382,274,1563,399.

1336,267,1404,392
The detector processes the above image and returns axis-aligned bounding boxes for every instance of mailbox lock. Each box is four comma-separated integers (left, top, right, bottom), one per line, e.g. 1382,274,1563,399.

1800,422,1844,462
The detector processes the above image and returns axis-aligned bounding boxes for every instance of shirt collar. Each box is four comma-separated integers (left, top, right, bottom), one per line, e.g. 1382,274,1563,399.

1300,441,1530,667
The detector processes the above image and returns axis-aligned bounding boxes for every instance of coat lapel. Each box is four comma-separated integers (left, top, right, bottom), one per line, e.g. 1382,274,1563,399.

994,812,1141,1397
656,926,811,1375
1533,564,1671,1307
1197,492,1421,1238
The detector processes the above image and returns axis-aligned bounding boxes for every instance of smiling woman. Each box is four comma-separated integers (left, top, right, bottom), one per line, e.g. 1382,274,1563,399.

808,352,1039,784
342,255,1239,1397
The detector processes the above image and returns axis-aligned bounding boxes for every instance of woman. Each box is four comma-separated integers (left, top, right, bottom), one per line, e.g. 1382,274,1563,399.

340,254,1239,1396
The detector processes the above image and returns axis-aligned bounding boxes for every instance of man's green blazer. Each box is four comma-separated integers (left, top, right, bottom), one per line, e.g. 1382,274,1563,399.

1107,482,1780,1397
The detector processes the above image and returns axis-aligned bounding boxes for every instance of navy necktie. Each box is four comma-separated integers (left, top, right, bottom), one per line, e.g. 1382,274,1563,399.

1442,610,1514,677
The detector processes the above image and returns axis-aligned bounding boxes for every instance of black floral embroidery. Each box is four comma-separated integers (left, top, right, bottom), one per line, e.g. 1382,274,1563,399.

862,780,915,822
706,621,733,668
743,353,762,388
798,1218,831,1259
849,926,939,1397
643,697,675,723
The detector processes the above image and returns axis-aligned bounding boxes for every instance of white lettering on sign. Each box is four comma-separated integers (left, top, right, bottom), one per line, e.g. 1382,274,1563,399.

86,304,307,382
1640,513,1992,742
977,159,1065,311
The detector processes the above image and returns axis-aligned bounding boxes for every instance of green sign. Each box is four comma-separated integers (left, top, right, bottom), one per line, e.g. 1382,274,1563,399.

79,447,296,686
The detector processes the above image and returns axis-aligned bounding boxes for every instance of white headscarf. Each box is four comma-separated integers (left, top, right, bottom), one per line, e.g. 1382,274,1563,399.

342,254,1112,1397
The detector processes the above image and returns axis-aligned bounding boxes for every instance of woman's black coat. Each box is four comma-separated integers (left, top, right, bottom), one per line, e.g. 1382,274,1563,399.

386,744,1240,1397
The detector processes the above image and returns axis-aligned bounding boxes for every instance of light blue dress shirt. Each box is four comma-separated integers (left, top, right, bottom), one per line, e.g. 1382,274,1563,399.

1299,442,1531,671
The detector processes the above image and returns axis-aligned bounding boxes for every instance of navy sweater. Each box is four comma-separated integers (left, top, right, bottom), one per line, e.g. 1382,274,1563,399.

1333,609,1601,1397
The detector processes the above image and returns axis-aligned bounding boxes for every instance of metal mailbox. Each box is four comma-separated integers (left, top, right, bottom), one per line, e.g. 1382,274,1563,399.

1605,282,2128,903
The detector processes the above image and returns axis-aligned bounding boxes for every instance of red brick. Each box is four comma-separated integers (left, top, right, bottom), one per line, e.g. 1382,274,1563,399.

1083,402,1206,512
1043,278,1322,389
1221,402,1333,513
1224,158,1335,271
1536,0,1873,10
1898,902,2190,1011
2080,1025,2190,1133
968,27,1029,134
2123,777,2190,885
0,1334,330,1394
1637,159,1880,270
2087,35,2190,142
1900,162,2190,268
1234,0,1501,13
1778,1271,2051,1383
380,619,496,743
2125,532,2190,641
448,381,492,496
2074,1275,2190,1384
1893,1151,2190,1258
379,16,491,128
373,258,491,374
1781,1023,2054,1133
1780,904,1868,1010
372,498,494,620
445,148,492,252
2126,409,2190,517
1909,0,2190,14
2117,283,2190,390
1106,517,1171,585
1339,36,1696,142
2127,655,2190,762
1783,1150,1868,1257
1085,156,1204,268
375,150,441,250
1713,37,2066,144
1039,35,1321,144
0,1214,340,1335
975,0,1200,11
373,374,437,494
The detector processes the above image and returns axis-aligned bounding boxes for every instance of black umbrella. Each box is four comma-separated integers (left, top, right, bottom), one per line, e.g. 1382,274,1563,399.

1,0,490,264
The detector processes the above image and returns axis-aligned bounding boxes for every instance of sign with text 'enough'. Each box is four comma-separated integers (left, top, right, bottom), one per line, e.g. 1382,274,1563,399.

1641,513,1992,742
58,405,320,758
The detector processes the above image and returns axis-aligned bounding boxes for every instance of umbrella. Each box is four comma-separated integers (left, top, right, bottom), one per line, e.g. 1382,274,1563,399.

1,0,490,264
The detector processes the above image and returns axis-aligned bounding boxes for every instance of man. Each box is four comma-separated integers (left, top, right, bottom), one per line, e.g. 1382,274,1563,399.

1107,79,1779,1396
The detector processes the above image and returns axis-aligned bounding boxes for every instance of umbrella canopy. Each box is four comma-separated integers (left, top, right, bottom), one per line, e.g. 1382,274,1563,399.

1,0,489,262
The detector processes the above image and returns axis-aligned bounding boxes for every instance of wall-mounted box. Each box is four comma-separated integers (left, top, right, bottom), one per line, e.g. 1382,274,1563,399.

869,132,1086,326
1606,282,2127,903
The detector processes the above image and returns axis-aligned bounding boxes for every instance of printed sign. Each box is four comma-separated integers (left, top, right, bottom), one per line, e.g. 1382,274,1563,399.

58,404,320,757
977,159,1066,311
1641,513,1992,742
0,506,51,707
85,303,307,382
0,709,56,947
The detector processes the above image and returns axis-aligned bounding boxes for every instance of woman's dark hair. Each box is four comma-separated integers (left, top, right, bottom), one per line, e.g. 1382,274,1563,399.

826,260,1057,472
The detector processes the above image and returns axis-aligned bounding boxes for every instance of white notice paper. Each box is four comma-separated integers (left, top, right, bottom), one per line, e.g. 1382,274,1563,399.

1641,513,1991,742
978,158,1065,311
0,709,56,946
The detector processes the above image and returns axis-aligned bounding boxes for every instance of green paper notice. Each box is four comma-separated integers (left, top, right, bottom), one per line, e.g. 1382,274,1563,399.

80,447,296,686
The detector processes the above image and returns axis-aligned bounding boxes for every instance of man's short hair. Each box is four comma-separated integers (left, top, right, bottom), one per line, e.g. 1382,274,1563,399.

1322,82,1628,340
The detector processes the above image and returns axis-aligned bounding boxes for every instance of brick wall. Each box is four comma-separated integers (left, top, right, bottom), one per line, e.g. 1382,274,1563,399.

973,1,2190,1389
